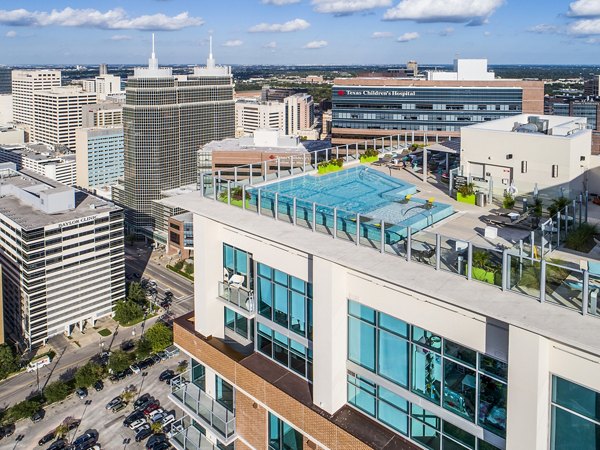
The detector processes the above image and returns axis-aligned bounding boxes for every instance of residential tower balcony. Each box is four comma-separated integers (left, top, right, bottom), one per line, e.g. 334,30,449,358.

169,416,229,450
217,281,254,314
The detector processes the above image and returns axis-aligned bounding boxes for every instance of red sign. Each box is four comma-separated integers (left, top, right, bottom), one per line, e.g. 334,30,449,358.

337,90,346,96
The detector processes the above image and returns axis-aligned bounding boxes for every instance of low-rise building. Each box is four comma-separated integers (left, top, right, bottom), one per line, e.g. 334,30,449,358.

0,143,76,186
167,211,194,259
235,99,285,137
82,102,123,128
0,163,124,348
460,114,595,198
75,126,124,190
0,126,24,145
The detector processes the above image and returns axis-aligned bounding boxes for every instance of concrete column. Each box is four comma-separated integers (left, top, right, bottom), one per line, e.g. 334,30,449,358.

505,326,550,450
193,215,225,338
204,366,218,398
312,256,348,415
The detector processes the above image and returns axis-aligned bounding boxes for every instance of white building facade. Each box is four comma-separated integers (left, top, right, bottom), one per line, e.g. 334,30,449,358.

235,99,285,137
12,70,61,127
0,144,76,186
0,166,124,348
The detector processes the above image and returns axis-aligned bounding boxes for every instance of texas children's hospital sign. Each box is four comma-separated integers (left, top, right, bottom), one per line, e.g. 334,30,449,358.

337,89,417,97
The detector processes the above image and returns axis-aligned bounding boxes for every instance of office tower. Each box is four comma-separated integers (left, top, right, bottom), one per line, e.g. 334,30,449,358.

166,136,600,449
116,35,234,239
12,70,61,127
235,99,285,136
0,143,77,185
82,74,122,101
0,163,124,348
32,86,97,149
75,126,124,189
0,67,11,95
332,59,544,145
99,63,108,76
284,93,315,136
584,75,600,97
82,102,123,128
407,60,418,77
546,97,600,154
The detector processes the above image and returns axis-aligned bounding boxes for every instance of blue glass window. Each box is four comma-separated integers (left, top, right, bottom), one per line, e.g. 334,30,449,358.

412,344,441,403
215,376,234,412
348,300,376,323
379,312,408,337
378,329,409,388
348,316,375,371
268,413,303,450
255,323,312,381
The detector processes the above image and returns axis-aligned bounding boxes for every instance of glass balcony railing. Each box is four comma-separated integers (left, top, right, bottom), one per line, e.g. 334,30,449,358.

170,373,236,442
170,417,220,450
218,281,254,313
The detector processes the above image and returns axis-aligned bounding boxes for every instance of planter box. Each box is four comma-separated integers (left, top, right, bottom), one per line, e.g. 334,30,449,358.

472,267,495,284
318,164,343,174
456,193,476,205
360,155,379,163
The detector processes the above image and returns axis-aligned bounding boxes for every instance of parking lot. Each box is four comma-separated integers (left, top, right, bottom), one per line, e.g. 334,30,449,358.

0,358,183,450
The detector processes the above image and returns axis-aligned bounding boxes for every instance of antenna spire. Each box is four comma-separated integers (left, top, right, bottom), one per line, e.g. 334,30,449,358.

152,33,156,59
148,33,158,70
207,34,216,69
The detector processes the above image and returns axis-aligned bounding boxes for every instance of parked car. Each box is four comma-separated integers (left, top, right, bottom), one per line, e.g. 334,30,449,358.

128,418,147,430
112,402,127,413
123,410,145,427
0,424,15,438
157,351,168,361
159,369,174,382
138,359,151,370
93,380,104,391
143,402,160,415
135,425,152,442
121,340,135,352
72,433,97,450
146,433,167,450
130,363,141,374
150,442,171,450
31,409,45,423
151,354,161,364
160,414,175,427
106,397,122,409
134,393,152,409
150,413,166,424
47,439,68,450
75,387,88,399
38,431,55,446
143,357,155,367
148,408,165,421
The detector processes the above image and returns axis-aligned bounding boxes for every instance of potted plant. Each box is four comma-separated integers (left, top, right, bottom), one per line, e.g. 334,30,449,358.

218,186,251,208
360,148,379,163
503,193,515,210
547,196,570,218
317,158,344,174
456,182,476,205
471,250,501,285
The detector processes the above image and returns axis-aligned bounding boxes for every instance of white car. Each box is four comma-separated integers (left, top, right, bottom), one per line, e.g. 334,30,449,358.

129,364,141,374
161,414,175,427
150,413,166,424
148,408,165,421
128,418,147,430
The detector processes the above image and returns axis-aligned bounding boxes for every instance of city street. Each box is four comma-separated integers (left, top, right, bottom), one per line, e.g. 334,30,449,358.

0,246,195,410
0,358,183,450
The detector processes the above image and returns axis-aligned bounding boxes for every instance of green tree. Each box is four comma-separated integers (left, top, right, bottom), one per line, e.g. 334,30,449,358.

75,362,104,388
114,300,144,326
184,263,194,275
127,282,146,304
0,344,19,380
6,399,41,422
108,350,134,374
44,380,72,404
144,323,173,353
136,338,153,360
173,260,184,271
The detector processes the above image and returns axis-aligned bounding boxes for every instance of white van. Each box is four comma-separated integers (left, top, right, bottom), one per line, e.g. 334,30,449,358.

26,355,51,372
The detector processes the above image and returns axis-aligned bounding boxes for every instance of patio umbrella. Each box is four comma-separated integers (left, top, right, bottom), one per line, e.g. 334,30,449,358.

533,183,539,199
507,180,518,196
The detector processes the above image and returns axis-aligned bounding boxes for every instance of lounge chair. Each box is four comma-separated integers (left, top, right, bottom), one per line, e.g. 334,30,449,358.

481,215,513,226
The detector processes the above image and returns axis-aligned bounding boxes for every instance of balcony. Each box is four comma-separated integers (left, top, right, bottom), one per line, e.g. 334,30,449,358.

217,281,254,314
170,372,237,445
169,417,221,450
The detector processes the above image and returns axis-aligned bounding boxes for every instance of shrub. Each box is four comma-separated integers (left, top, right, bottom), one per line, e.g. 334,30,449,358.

6,399,42,422
363,148,379,158
127,282,146,304
548,196,570,218
458,182,475,197
503,193,515,209
173,260,184,271
114,300,144,326
44,380,72,403
184,263,194,275
565,223,597,253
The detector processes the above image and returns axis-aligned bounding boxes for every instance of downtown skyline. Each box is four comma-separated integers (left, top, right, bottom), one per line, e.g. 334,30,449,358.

0,0,600,66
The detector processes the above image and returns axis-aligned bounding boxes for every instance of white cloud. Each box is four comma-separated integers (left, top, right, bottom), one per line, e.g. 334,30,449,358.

110,34,132,41
568,0,600,17
384,0,504,25
372,31,394,38
262,0,301,4
483,31,491,36
397,31,419,42
0,7,203,31
528,24,560,34
569,18,600,35
249,18,310,32
303,40,328,49
223,39,243,47
5,30,17,38
311,0,392,14
439,27,454,36
263,41,278,48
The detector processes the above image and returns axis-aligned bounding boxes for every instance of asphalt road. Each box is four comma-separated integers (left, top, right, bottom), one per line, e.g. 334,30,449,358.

0,246,195,410
0,358,183,450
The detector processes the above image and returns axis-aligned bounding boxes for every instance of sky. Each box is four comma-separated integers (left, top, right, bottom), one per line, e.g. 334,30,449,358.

1,0,600,66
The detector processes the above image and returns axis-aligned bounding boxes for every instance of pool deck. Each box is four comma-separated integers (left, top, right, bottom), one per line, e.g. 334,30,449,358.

368,163,532,250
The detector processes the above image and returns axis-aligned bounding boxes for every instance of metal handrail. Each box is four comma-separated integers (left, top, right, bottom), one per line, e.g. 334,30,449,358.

218,281,254,312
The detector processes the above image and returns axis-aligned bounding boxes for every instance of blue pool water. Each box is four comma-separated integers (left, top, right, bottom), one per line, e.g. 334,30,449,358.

249,166,453,243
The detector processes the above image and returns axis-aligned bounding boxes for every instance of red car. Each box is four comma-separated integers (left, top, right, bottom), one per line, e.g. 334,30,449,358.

143,402,160,416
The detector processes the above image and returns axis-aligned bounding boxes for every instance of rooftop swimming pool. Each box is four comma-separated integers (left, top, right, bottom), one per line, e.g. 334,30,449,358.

248,166,453,243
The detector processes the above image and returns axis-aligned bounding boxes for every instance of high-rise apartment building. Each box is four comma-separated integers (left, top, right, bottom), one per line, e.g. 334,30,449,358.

0,164,124,348
12,70,61,127
32,86,97,149
331,59,544,145
167,154,600,450
115,36,234,239
75,126,124,189
235,99,285,136
82,102,123,128
0,67,11,95
0,143,76,185
284,93,315,136
82,74,122,101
